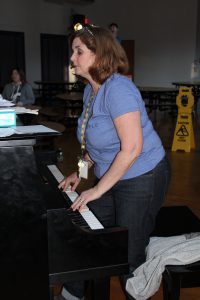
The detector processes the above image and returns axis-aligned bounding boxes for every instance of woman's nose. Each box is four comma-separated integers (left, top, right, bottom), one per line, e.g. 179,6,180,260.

70,58,74,66
70,52,75,62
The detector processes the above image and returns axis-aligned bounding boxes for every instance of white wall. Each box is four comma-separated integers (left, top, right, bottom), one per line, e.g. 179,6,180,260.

0,0,198,87
79,0,198,87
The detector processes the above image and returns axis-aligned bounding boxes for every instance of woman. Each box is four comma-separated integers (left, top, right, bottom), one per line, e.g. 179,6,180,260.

2,68,35,106
59,24,171,300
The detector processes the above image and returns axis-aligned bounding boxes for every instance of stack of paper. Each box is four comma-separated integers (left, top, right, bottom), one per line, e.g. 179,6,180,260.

0,98,39,115
0,98,15,107
14,107,39,115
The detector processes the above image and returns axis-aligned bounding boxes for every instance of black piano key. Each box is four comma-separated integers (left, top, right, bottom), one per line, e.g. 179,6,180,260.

62,192,73,207
44,169,92,230
65,208,90,230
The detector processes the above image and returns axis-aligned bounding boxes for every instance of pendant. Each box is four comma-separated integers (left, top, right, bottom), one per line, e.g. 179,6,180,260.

78,159,88,179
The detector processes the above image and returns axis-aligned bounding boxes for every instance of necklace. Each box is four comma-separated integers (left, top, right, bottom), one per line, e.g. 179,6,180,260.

78,87,100,178
80,85,101,156
11,84,21,101
80,91,95,155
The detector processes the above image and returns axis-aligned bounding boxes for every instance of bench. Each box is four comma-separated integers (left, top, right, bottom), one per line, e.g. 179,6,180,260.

151,206,200,300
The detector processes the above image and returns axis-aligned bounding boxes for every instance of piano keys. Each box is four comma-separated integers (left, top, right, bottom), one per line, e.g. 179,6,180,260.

47,164,104,230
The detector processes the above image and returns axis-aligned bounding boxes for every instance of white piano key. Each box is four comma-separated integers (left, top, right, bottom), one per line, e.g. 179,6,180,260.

47,164,64,182
66,191,78,202
47,164,104,230
81,210,104,230
47,164,71,191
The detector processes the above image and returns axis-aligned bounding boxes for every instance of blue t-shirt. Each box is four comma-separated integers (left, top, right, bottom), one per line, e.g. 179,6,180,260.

77,73,165,179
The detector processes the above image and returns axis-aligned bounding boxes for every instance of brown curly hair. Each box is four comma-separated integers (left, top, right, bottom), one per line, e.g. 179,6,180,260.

70,25,129,84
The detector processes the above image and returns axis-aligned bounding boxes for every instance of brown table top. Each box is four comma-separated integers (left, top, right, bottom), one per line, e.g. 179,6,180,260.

139,86,178,92
172,81,200,87
34,81,75,85
56,92,83,101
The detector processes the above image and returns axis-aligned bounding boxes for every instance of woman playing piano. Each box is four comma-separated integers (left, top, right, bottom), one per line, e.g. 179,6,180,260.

58,23,171,300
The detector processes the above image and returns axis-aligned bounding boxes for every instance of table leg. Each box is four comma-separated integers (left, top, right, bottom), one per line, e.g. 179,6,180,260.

163,271,181,300
86,278,110,300
49,286,54,300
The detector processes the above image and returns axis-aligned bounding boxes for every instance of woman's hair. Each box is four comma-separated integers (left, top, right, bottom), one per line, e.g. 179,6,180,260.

10,68,26,84
70,25,129,84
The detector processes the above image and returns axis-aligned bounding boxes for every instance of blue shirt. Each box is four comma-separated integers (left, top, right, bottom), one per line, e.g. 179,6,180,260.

77,74,165,179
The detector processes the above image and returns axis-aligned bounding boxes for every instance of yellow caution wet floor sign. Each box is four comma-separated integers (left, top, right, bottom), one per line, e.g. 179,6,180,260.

172,87,195,152
176,124,189,137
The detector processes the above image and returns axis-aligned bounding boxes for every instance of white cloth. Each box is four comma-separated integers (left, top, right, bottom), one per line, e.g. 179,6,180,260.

61,286,84,300
126,234,200,300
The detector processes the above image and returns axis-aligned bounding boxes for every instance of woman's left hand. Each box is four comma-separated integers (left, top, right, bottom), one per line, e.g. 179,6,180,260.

16,101,23,107
71,186,101,211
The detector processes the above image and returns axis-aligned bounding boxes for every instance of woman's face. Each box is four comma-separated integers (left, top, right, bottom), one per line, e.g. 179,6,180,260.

11,70,21,84
71,37,96,80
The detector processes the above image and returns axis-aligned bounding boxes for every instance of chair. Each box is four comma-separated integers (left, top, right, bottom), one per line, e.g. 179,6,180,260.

151,206,200,300
162,261,200,300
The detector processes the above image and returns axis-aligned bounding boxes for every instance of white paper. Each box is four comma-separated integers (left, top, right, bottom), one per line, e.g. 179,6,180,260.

14,107,39,115
0,128,15,137
0,99,15,107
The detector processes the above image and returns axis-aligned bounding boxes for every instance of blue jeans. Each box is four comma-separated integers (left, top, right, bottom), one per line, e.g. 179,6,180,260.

64,156,171,299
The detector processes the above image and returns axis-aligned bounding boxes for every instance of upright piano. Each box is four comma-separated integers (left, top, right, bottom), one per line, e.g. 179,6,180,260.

0,126,128,300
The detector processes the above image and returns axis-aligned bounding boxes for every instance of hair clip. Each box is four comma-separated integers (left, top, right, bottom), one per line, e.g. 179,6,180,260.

73,23,94,37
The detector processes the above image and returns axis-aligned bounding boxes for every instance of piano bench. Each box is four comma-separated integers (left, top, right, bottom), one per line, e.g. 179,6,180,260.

151,205,200,300
162,261,200,300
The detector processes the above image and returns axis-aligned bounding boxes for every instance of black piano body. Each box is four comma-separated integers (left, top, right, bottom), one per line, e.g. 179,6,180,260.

0,128,129,300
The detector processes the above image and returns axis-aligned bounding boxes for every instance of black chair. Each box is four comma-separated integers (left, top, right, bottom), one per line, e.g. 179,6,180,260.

162,261,200,300
151,206,200,300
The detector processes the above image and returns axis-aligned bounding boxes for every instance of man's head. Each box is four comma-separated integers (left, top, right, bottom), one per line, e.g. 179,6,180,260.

109,23,119,38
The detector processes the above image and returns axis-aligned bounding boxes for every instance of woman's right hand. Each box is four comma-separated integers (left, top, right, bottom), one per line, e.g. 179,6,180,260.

58,171,81,192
